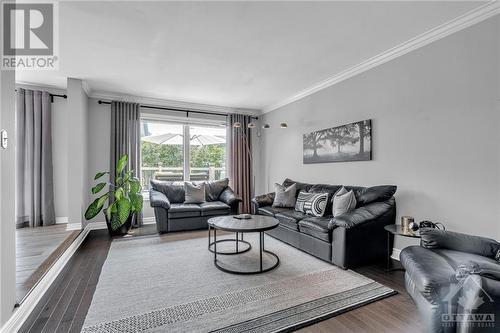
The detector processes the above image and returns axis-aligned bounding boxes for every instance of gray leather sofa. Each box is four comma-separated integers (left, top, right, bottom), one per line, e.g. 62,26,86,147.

401,228,500,333
252,178,397,269
149,178,241,233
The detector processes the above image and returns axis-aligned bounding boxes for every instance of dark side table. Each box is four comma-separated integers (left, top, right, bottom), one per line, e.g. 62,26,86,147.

384,224,421,271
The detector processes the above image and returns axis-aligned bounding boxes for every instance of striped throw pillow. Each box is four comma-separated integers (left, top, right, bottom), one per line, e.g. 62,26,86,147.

295,191,328,217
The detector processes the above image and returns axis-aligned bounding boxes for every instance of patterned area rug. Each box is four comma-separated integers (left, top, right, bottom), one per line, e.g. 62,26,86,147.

81,233,395,333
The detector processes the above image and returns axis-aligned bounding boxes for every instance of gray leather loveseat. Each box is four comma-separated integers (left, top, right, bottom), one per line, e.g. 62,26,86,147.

149,178,241,233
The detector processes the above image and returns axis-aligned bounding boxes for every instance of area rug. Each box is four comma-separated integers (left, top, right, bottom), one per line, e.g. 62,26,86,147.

81,233,395,333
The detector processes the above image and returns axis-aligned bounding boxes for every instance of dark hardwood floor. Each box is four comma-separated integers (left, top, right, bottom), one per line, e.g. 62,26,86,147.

20,229,422,333
16,224,80,303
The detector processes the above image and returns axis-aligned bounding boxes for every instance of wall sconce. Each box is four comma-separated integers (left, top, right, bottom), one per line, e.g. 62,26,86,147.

262,124,271,129
247,122,256,129
280,123,288,128
233,122,242,128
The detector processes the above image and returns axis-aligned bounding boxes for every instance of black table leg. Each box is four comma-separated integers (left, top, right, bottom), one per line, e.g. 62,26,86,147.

260,232,263,272
386,230,391,270
214,228,217,263
236,232,239,252
208,225,211,248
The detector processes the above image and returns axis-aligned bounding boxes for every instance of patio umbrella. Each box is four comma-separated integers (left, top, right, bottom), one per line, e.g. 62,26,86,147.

141,133,225,146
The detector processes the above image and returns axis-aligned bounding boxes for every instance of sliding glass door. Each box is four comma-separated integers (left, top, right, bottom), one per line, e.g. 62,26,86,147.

141,120,184,189
189,125,226,181
140,119,226,191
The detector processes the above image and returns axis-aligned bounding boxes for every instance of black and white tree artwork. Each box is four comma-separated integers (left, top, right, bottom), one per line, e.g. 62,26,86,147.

303,120,372,163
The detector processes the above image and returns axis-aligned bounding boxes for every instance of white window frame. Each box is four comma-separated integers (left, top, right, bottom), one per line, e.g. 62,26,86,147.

140,114,227,183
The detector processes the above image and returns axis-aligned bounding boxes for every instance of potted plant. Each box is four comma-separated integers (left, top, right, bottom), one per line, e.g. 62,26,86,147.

85,154,144,236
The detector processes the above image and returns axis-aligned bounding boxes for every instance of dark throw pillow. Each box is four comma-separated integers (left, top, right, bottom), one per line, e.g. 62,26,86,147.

204,178,229,201
356,185,397,206
150,179,185,203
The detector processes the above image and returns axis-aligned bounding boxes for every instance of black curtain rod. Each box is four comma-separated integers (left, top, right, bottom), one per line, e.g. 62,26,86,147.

14,89,67,103
97,100,258,120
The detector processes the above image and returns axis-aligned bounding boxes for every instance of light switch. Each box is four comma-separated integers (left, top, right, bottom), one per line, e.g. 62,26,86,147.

1,130,8,149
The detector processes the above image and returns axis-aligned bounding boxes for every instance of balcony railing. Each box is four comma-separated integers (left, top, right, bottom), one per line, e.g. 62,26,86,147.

141,166,226,190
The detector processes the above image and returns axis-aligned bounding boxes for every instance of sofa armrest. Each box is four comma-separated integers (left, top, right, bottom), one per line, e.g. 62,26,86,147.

420,228,500,260
331,198,395,229
251,192,275,209
219,187,241,206
149,189,171,210
330,198,396,269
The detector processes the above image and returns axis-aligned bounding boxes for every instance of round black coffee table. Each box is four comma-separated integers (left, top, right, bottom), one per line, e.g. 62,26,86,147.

208,215,280,275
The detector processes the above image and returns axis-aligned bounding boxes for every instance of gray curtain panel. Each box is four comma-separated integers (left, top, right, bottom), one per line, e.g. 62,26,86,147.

110,101,143,227
229,114,253,213
15,88,56,227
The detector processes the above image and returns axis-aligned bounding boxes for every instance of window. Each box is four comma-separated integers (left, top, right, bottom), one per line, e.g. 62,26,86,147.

140,119,227,191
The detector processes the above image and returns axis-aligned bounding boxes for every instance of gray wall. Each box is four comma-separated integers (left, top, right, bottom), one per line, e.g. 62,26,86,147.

87,98,110,223
0,69,16,327
67,78,89,228
258,16,500,251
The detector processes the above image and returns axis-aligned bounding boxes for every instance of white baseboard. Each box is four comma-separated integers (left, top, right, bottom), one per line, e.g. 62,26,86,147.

390,248,401,261
142,217,156,225
55,216,68,224
0,221,104,333
87,221,107,230
66,222,83,231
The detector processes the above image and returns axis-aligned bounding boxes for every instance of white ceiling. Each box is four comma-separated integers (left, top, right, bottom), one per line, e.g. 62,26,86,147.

16,1,487,111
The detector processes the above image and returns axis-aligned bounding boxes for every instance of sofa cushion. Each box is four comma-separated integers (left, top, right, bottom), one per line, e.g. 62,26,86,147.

199,201,230,217
294,191,328,217
344,185,397,207
272,183,297,208
275,210,308,230
258,206,290,217
433,249,499,270
298,216,334,242
184,182,206,204
420,228,500,260
203,178,229,201
151,180,185,203
283,178,313,195
168,203,201,218
332,187,357,217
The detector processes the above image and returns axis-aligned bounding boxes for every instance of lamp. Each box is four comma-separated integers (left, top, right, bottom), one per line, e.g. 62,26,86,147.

280,123,288,129
233,122,242,128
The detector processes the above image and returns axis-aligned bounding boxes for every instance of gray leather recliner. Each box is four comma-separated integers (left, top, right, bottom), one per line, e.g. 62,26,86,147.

401,228,500,333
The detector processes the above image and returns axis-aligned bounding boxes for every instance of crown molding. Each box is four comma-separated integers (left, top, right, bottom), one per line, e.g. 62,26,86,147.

263,1,500,114
90,90,261,116
81,80,91,97
15,81,66,95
